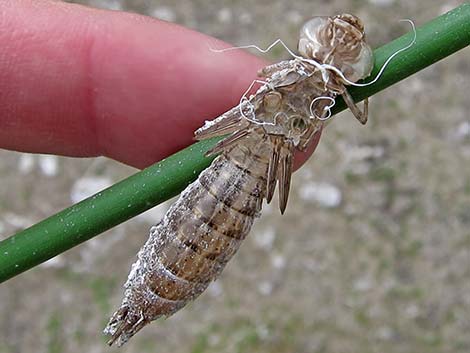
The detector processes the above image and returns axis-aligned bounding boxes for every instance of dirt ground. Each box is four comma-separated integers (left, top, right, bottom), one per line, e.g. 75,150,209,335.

1,0,469,352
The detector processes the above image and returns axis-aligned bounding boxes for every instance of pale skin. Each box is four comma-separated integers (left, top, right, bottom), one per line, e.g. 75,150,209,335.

0,0,320,170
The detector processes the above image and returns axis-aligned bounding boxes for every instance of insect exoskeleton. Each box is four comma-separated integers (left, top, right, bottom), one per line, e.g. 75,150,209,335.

289,115,309,134
263,91,283,112
104,13,377,346
298,14,374,82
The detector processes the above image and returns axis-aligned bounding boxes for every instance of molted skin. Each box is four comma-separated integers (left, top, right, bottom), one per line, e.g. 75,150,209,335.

104,14,374,346
298,14,374,82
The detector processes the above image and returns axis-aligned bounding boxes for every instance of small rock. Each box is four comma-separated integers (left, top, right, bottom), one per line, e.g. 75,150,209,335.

18,154,34,174
262,200,274,215
353,276,372,291
91,0,123,11
286,10,303,25
70,176,113,203
298,181,342,208
343,144,385,162
38,155,58,177
256,324,270,340
3,212,34,230
405,304,420,318
271,253,286,270
258,281,273,296
253,227,276,250
376,326,394,340
135,200,173,224
40,255,65,269
150,6,176,22
368,0,395,6
455,121,470,139
217,8,232,24
208,333,221,346
240,12,253,25
440,3,457,15
207,281,223,297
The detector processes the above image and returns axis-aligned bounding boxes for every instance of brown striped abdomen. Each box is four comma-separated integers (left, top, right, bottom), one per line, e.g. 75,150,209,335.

104,138,270,346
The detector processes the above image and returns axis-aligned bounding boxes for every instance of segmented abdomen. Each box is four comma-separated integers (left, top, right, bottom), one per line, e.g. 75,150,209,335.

104,137,270,346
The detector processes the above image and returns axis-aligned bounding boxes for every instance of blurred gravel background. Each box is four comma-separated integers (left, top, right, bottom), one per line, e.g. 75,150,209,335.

1,1,469,352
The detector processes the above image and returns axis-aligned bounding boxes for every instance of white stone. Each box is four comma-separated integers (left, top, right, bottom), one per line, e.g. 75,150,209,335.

254,227,276,250
150,6,176,22
258,281,273,296
271,253,286,270
70,176,113,203
135,199,173,224
91,0,123,11
286,10,303,25
240,12,253,25
368,0,394,6
40,255,65,269
455,121,470,139
3,212,34,229
376,326,394,340
38,155,58,177
353,276,372,291
217,8,232,24
298,181,342,208
207,281,223,297
18,154,35,174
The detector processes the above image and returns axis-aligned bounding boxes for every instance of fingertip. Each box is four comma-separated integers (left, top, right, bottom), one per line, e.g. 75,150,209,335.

0,1,268,167
86,13,268,167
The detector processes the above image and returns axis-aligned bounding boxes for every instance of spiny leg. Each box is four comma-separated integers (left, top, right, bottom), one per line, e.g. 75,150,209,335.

258,60,293,79
194,106,245,141
205,129,250,157
341,87,368,125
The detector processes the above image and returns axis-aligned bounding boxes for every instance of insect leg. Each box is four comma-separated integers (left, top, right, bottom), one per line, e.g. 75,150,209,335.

195,106,245,141
205,128,250,156
257,60,294,79
341,87,368,125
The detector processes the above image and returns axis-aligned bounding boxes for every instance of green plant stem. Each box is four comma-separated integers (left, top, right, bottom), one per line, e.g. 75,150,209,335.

1,3,469,283
333,2,470,113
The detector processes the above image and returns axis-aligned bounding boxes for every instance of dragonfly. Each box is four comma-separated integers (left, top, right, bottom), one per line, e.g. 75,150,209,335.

104,13,375,346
